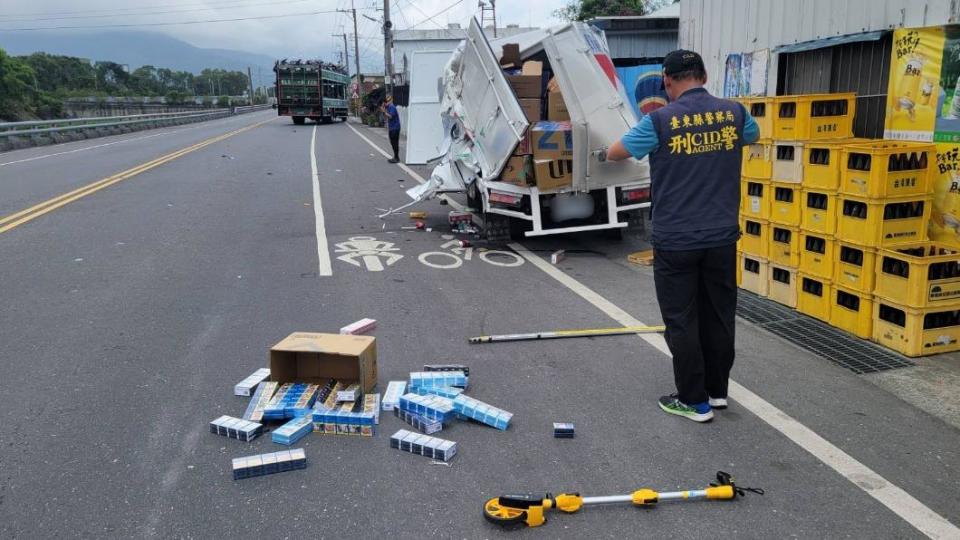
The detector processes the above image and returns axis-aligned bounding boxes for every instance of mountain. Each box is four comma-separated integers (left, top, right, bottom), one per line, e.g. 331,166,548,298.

0,31,277,78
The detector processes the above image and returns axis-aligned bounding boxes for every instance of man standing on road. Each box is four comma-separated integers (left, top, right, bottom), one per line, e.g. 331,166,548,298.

380,95,401,163
604,50,760,423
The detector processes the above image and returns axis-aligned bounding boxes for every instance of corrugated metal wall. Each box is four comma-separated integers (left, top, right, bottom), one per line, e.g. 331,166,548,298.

606,31,679,60
680,0,957,96
778,36,893,138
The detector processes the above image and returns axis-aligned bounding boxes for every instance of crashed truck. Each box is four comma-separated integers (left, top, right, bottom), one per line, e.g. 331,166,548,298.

401,19,651,240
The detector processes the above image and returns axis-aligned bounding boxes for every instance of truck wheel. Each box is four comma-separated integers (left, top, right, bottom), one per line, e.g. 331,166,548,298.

466,182,481,211
292,116,305,125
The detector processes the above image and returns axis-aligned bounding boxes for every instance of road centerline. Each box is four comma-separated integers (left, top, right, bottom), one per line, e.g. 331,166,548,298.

345,119,959,539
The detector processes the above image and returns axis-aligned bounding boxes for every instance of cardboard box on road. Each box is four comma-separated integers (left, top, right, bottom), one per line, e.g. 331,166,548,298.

531,121,573,161
518,98,542,123
270,332,378,393
533,158,573,191
501,154,533,186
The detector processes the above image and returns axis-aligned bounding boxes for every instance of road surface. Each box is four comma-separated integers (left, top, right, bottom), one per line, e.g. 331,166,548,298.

1,111,958,538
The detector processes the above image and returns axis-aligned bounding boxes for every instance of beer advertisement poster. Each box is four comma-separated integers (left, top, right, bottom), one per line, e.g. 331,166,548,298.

885,27,944,141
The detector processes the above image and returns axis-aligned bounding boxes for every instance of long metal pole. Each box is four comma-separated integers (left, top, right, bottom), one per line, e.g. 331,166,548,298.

383,0,393,93
468,325,666,344
246,66,255,104
352,1,363,111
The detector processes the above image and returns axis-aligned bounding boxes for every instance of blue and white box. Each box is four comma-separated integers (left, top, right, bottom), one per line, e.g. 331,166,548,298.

398,393,454,423
382,381,406,411
389,429,457,462
234,368,271,396
243,381,278,422
409,371,467,389
232,448,306,480
272,415,314,445
453,395,512,431
210,415,262,442
394,407,443,434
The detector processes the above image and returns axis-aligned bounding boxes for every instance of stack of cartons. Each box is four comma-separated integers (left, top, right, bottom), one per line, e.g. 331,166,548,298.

531,121,574,191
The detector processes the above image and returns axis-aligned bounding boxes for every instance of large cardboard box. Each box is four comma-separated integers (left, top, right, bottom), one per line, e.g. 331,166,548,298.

506,61,543,99
518,98,541,123
547,83,569,121
531,121,573,161
270,332,377,393
533,158,573,191
501,154,533,186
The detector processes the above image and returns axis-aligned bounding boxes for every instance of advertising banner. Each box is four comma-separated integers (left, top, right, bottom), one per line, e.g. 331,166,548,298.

885,27,944,141
616,64,667,118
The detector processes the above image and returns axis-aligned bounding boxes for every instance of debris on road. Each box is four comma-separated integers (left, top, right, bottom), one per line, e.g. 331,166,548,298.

453,395,512,430
390,429,457,462
336,383,360,402
409,370,468,389
234,368,271,396
210,415,263,442
382,381,407,411
272,415,313,445
263,382,320,420
628,250,654,266
409,211,427,219
340,318,377,335
394,407,443,434
399,393,456,423
469,325,666,344
553,422,575,439
424,364,471,377
232,448,306,480
550,250,566,265
243,381,278,422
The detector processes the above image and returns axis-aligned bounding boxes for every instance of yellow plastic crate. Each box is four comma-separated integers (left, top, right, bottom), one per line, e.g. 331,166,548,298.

874,242,960,308
769,181,801,226
738,253,769,296
774,93,856,140
769,225,800,267
740,178,770,220
772,142,804,183
801,189,837,235
799,233,835,279
742,141,773,179
831,286,873,339
737,97,774,139
798,273,832,322
803,138,869,190
873,299,960,357
836,195,930,248
840,141,935,199
768,264,798,308
738,218,768,258
833,241,877,294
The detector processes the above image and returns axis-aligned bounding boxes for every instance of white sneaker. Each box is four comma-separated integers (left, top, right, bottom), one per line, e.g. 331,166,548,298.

708,397,728,409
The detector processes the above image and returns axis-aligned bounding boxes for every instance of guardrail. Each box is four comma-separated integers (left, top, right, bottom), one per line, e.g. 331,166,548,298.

0,109,232,138
233,104,273,114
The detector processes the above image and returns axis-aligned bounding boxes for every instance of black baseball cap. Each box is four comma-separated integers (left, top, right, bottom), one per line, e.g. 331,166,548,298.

662,49,705,76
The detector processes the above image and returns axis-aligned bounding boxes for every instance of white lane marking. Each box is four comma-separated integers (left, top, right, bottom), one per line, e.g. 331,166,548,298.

346,114,960,537
333,236,402,272
507,242,959,540
344,122,466,212
310,124,333,277
0,113,258,168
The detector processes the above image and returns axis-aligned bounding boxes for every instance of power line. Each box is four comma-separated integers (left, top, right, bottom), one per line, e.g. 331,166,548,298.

406,0,466,30
0,9,364,32
396,0,461,38
0,0,315,23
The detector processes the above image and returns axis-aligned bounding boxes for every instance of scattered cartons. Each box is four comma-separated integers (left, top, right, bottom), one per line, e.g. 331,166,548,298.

263,383,319,420
423,364,471,377
501,154,534,186
232,448,306,480
339,318,377,335
409,371,468,389
399,393,455,423
210,415,263,442
506,61,542,99
234,368,271,396
553,422,575,439
453,395,512,431
390,429,457,462
550,250,566,264
243,381,278,422
270,332,378,393
394,408,443,434
410,385,463,400
272,415,313,446
336,383,361,402
381,381,407,411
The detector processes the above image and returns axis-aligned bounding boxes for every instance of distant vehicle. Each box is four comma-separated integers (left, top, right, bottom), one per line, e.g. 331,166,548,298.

274,59,349,124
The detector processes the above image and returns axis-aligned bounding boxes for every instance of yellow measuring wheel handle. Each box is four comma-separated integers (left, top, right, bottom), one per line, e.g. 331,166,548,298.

706,484,736,500
631,488,660,506
553,493,584,513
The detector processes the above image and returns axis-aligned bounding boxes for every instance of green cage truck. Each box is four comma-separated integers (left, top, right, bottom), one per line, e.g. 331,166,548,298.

274,59,350,124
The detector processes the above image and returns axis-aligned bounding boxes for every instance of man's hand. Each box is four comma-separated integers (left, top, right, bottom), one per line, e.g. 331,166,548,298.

605,140,633,162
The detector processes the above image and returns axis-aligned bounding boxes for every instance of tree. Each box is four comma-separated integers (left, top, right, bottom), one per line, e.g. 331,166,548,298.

0,49,37,120
554,0,667,21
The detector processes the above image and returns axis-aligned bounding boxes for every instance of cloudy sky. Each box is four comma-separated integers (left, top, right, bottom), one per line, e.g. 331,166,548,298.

0,0,570,71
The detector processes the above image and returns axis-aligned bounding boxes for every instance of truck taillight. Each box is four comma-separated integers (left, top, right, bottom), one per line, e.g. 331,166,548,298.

489,191,522,207
621,187,650,204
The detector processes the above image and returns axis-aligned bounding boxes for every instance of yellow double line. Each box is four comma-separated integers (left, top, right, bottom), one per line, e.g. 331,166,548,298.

0,117,273,235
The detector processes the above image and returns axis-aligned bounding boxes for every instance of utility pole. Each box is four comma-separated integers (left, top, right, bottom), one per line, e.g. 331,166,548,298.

383,0,393,94
332,33,349,72
247,66,255,104
337,2,363,114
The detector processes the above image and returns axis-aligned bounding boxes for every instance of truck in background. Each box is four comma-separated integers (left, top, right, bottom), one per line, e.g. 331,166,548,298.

274,59,349,125
400,19,651,241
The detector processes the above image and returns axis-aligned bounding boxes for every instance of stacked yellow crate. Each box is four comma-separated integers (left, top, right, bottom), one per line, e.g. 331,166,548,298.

835,141,936,349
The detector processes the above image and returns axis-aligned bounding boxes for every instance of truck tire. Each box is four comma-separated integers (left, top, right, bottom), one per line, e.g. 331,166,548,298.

292,116,305,125
466,182,481,211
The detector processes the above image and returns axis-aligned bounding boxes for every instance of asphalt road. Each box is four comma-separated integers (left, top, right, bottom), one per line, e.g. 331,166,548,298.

1,112,958,538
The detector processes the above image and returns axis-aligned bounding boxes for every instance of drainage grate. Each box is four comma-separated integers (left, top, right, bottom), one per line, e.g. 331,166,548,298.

736,291,914,374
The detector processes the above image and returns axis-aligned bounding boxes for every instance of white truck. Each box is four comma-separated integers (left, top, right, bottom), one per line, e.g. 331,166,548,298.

401,19,652,241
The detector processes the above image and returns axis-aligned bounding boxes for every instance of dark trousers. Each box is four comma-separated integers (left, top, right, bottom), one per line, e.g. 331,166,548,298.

389,129,400,160
653,243,737,405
